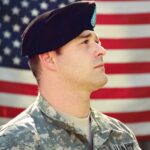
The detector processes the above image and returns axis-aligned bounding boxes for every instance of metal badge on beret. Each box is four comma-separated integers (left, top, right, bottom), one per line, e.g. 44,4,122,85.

91,7,96,27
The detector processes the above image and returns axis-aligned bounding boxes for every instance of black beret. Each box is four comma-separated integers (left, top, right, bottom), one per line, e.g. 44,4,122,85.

21,1,96,57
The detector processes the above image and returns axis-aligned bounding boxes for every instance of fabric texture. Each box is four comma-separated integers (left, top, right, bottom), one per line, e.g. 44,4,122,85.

58,110,91,143
0,95,141,150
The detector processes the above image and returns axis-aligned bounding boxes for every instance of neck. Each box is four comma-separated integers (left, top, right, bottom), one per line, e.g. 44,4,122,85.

39,78,91,118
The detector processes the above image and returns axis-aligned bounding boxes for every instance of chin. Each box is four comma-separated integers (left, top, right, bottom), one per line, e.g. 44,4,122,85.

92,74,108,90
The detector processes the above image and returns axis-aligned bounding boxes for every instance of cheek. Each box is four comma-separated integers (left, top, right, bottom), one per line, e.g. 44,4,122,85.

57,54,79,73
57,47,93,73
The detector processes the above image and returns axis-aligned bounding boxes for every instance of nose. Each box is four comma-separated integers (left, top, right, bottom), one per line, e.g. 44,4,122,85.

95,45,106,57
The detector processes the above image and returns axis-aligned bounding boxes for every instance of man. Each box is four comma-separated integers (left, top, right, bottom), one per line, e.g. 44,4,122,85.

0,1,141,150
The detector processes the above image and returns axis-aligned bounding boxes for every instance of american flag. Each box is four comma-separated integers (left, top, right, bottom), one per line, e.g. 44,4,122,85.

0,0,150,145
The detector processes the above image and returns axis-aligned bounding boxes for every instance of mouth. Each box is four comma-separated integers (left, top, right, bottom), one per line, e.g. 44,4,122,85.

94,64,104,69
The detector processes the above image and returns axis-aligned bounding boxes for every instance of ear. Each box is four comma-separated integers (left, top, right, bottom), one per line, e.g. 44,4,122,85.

39,51,56,71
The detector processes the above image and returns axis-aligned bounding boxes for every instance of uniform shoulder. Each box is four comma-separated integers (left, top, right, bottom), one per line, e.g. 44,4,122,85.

92,110,141,149
0,112,40,149
103,113,132,133
92,109,136,137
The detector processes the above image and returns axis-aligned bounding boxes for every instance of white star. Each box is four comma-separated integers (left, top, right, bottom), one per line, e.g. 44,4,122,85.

12,7,20,15
31,9,39,16
12,56,21,65
68,0,75,3
22,16,30,24
12,40,20,48
3,30,11,39
40,2,48,10
12,24,20,32
0,56,3,63
3,15,10,22
58,3,66,8
21,0,29,8
2,0,10,5
49,0,56,2
3,47,11,55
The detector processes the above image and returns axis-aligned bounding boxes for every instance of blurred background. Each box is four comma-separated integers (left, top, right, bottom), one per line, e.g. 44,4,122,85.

0,0,150,149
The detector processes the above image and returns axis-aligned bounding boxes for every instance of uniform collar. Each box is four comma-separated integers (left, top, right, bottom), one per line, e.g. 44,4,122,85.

36,94,112,146
90,108,112,147
36,94,85,138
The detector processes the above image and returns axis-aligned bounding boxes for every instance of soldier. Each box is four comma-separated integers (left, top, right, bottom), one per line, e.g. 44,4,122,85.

0,1,141,150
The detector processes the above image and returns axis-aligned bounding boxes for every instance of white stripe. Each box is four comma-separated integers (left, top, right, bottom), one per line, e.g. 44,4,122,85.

0,93,35,108
106,74,150,88
96,1,150,14
91,98,150,113
104,49,150,63
1,68,150,88
95,25,150,38
127,122,150,136
0,67,36,84
0,117,11,126
0,93,150,113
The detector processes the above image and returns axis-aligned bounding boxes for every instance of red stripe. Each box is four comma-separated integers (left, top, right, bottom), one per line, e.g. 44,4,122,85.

97,13,150,24
137,135,150,141
0,106,150,123
91,87,150,98
104,111,150,123
1,81,150,98
0,106,24,118
100,38,150,49
105,63,150,74
0,81,37,96
0,105,150,123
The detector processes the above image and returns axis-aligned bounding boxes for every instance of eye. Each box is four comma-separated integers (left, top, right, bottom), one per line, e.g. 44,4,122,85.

95,40,99,44
82,39,89,44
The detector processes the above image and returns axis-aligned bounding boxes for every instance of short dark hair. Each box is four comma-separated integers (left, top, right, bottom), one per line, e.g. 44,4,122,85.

28,49,62,84
28,55,41,84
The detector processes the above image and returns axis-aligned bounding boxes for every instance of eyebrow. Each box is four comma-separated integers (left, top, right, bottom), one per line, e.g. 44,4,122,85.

78,32,92,38
78,32,99,41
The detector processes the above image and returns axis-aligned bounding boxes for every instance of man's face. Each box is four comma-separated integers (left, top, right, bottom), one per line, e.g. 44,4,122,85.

55,30,108,91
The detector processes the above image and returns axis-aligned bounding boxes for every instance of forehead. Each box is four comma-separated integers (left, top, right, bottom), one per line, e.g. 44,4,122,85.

76,30,99,40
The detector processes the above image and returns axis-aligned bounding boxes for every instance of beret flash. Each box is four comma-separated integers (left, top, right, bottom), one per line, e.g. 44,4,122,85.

21,1,96,57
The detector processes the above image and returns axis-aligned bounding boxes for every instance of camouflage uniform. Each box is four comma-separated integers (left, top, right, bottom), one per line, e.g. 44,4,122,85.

0,95,141,150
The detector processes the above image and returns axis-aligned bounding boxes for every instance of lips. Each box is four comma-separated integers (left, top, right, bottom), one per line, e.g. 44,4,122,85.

94,64,104,69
